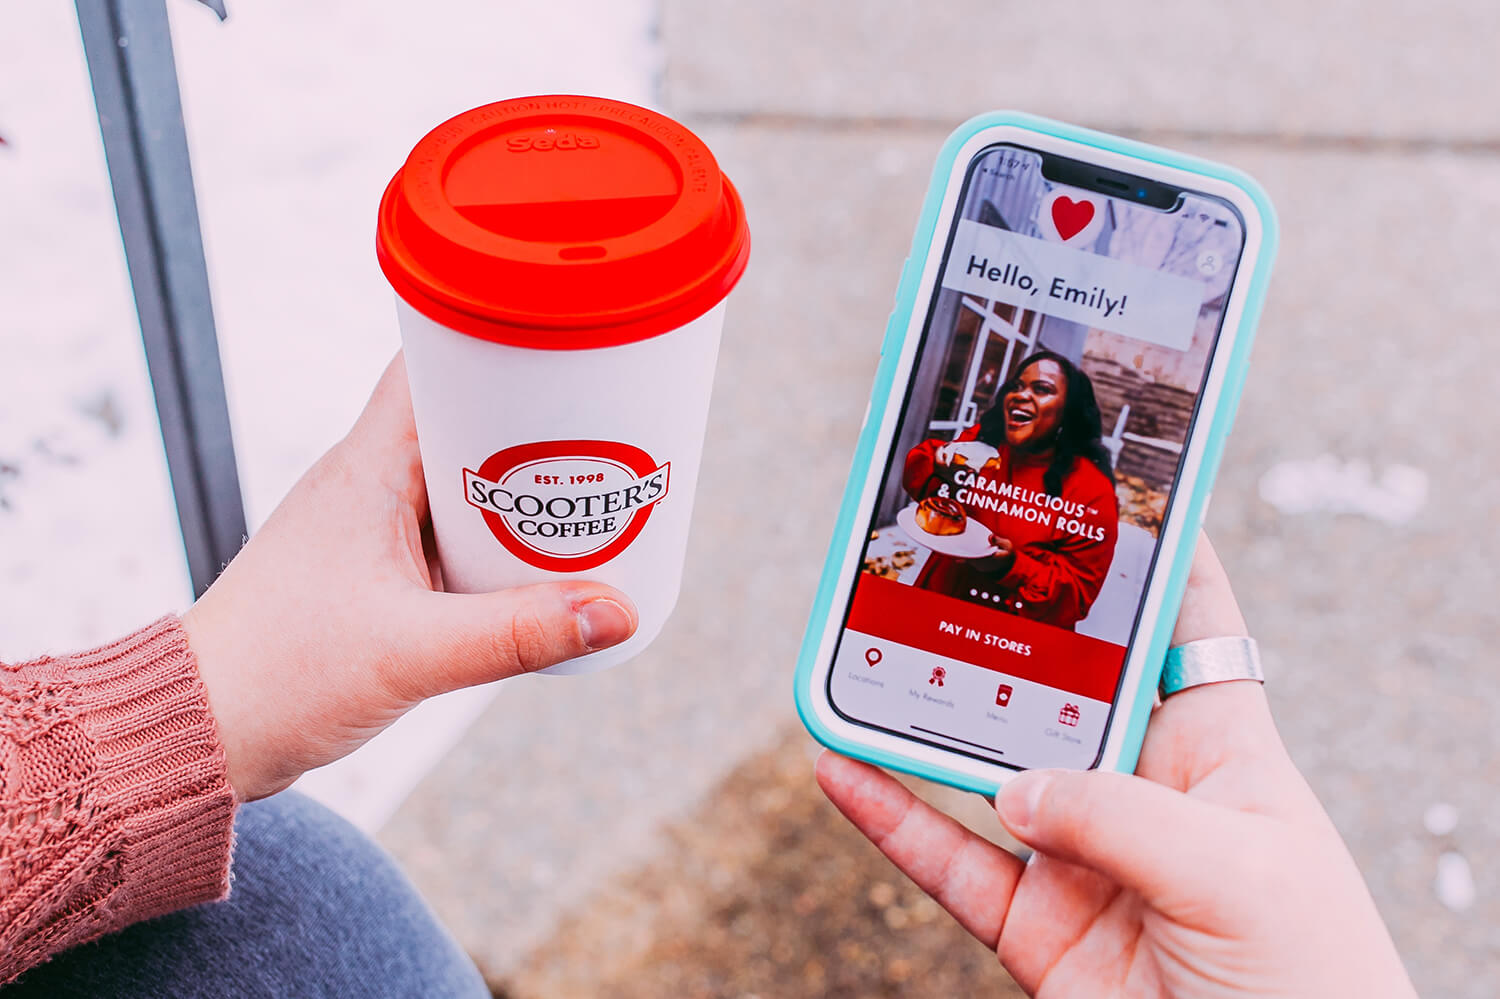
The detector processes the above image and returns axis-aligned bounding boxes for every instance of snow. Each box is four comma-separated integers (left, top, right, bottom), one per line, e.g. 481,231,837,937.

1424,801,1460,838
1,0,658,830
1435,851,1477,912
1258,454,1428,525
1,3,194,657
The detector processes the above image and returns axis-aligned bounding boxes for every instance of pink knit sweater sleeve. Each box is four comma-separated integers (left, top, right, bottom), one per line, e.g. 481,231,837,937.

0,616,237,983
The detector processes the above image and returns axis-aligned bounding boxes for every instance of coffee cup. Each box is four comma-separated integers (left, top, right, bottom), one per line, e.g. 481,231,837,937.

376,96,750,673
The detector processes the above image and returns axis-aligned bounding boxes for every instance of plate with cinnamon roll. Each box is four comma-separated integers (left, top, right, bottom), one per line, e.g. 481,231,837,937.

895,498,996,558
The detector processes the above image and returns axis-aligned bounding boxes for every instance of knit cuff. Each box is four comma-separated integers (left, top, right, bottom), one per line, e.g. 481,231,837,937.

65,616,237,924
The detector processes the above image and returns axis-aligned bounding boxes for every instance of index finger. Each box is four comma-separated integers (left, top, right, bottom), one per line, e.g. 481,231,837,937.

816,751,1023,949
1170,532,1248,646
341,352,428,517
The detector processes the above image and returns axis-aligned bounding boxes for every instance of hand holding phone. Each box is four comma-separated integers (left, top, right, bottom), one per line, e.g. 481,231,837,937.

816,537,1418,999
796,111,1278,791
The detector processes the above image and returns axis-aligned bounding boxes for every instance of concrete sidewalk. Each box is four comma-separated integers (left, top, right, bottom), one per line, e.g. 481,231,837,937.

383,5,1500,996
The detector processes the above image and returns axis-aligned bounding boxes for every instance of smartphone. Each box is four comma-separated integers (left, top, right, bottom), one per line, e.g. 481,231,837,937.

795,112,1277,794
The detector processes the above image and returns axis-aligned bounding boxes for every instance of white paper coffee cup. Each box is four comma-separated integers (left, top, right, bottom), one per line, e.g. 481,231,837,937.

376,96,750,674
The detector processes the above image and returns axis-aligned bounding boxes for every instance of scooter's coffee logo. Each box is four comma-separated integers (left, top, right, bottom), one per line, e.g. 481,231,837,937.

464,440,669,572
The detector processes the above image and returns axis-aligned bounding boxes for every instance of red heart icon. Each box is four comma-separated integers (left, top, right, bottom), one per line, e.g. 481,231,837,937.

1051,196,1095,241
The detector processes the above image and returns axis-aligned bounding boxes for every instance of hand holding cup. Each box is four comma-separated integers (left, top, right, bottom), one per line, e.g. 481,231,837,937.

184,357,638,802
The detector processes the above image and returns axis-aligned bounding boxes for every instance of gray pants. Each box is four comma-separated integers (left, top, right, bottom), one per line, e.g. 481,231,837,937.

4,791,488,998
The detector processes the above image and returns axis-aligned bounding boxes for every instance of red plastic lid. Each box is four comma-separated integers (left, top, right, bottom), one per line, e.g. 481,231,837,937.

377,96,750,350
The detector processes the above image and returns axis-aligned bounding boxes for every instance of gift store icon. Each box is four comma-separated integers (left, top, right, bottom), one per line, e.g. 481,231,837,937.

1058,703,1081,727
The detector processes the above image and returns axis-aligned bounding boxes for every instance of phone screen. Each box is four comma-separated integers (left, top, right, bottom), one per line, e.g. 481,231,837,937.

828,143,1247,771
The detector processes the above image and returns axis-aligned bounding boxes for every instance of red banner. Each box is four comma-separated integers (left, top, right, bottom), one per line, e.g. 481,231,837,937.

846,574,1126,702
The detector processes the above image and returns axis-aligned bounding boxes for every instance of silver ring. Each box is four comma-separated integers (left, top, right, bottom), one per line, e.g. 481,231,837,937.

1159,637,1263,698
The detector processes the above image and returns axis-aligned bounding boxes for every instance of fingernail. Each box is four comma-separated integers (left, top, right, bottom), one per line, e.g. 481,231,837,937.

578,598,633,651
997,771,1052,831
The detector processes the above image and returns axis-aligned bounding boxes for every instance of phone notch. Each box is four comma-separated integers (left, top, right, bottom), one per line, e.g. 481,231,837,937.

1039,152,1181,210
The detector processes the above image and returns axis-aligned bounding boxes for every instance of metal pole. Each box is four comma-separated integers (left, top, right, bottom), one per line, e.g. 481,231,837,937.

74,0,245,596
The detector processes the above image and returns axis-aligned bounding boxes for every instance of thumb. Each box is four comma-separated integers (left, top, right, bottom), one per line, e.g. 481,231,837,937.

996,769,1260,912
387,583,638,699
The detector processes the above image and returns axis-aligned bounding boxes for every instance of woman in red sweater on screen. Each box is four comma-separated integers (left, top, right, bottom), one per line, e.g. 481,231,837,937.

903,351,1119,631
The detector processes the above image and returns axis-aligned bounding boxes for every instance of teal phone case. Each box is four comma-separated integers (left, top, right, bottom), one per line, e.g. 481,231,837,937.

793,111,1278,795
